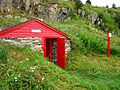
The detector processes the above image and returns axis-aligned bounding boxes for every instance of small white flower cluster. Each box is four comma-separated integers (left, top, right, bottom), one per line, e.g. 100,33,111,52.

14,77,17,82
29,66,36,72
26,58,29,61
42,77,44,81
41,77,44,84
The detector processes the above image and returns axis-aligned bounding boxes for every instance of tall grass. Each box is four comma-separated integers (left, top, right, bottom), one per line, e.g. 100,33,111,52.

46,18,120,55
0,42,119,90
0,43,9,63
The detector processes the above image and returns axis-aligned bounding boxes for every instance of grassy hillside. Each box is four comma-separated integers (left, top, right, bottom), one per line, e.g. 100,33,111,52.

45,17,120,56
0,17,120,90
0,3,120,90
0,40,120,90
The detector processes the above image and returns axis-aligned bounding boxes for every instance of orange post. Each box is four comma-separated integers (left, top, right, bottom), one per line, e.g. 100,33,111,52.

107,29,111,57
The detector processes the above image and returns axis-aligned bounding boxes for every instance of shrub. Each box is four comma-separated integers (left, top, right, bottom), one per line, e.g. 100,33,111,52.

0,44,9,63
75,0,83,9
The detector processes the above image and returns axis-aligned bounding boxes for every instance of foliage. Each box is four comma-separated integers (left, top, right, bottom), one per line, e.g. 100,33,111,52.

86,0,92,5
0,3,120,89
0,41,120,90
115,13,120,29
46,18,120,55
75,0,83,9
59,0,75,10
0,17,21,27
82,5,119,32
0,43,9,63
112,3,116,9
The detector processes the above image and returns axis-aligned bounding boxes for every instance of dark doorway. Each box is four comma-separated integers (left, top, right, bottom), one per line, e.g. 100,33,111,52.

46,38,57,62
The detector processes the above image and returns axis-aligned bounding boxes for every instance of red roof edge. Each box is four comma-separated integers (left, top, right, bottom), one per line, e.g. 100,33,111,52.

35,19,68,38
0,18,68,38
0,19,34,36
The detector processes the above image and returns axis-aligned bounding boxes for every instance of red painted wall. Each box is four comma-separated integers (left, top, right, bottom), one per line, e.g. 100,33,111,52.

0,19,66,38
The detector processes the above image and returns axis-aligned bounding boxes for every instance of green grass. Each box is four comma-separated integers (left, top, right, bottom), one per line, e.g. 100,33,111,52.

0,40,120,90
0,4,120,89
45,18,120,56
82,5,120,33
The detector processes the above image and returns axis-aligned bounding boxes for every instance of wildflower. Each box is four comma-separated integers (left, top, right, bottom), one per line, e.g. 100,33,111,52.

41,77,45,84
29,66,36,72
26,58,29,61
14,77,17,82
42,77,44,81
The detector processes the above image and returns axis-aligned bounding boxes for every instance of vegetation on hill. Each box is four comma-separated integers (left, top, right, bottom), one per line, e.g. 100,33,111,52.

0,40,120,90
0,1,120,90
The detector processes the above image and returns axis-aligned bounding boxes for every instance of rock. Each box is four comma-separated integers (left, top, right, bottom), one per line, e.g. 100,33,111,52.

37,18,43,21
48,4,71,21
78,9,85,18
48,3,61,21
15,16,21,19
25,0,31,11
5,14,13,19
20,18,28,22
12,0,19,8
88,13,98,24
57,7,71,21
112,13,116,17
0,0,12,7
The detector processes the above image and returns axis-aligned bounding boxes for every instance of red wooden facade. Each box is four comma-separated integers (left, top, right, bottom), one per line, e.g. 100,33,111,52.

0,19,68,69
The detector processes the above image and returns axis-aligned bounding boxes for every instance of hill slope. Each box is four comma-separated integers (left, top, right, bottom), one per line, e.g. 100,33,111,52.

0,40,120,90
0,2,120,90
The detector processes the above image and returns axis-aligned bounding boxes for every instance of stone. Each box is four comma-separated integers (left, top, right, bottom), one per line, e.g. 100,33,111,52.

20,18,28,22
15,16,21,19
48,3,61,21
12,0,19,8
57,7,71,21
5,14,13,19
78,9,85,18
37,18,43,21
25,0,31,11
88,13,98,24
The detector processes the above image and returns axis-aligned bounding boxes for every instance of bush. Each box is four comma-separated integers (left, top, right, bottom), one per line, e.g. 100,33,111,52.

0,44,9,63
115,13,120,29
75,0,83,9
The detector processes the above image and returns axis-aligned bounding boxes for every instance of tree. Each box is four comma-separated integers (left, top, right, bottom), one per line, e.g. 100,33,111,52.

75,0,83,9
106,5,109,8
112,3,116,9
86,0,91,5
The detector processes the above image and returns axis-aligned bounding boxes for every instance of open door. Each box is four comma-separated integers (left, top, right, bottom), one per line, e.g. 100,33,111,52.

46,39,53,61
57,38,66,69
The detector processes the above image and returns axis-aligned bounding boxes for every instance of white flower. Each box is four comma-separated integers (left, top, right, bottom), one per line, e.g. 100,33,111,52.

30,69,34,72
14,77,17,80
29,66,36,72
14,77,17,81
26,58,29,61
42,77,44,81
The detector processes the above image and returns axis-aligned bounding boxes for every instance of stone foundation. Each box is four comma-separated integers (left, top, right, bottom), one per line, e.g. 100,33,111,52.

0,37,71,55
